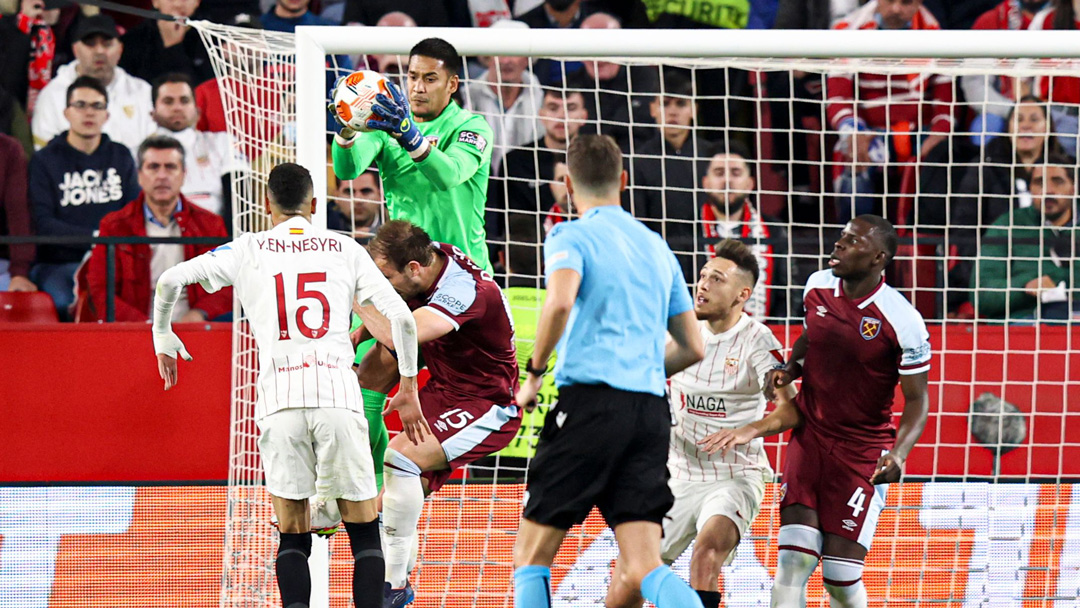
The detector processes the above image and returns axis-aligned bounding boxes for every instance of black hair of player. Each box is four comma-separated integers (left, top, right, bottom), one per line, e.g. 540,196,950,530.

267,163,314,212
854,214,898,265
409,38,462,76
151,72,194,105
369,220,436,270
658,67,694,99
137,134,186,169
712,238,759,289
505,214,542,280
67,75,108,106
708,139,756,180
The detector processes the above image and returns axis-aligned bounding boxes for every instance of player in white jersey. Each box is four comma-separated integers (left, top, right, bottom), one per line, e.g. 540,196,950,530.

609,239,801,608
150,163,423,608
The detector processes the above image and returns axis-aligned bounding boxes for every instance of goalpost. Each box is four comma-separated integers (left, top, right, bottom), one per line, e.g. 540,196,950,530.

192,21,1080,608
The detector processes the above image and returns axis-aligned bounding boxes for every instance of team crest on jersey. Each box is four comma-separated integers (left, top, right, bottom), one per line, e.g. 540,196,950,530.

860,316,882,340
724,357,740,376
425,136,439,147
779,483,787,502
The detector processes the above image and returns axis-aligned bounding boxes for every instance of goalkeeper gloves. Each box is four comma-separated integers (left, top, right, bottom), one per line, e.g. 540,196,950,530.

367,81,431,160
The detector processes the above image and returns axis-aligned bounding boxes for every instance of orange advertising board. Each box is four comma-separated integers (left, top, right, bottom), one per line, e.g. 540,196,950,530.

4,482,1074,607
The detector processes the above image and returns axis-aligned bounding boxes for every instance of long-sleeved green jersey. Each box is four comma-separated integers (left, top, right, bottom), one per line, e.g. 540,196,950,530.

332,100,493,272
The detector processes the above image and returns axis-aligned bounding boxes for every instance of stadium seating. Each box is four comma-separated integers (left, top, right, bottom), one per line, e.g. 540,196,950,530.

0,291,59,323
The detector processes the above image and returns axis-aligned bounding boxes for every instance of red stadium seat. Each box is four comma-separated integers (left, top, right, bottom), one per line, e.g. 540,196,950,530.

0,291,59,323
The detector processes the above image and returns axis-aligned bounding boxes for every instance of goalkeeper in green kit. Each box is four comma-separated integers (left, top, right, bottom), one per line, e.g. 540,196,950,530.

328,38,494,508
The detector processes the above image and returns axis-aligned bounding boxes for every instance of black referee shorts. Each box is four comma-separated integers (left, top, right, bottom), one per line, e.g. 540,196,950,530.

522,383,674,530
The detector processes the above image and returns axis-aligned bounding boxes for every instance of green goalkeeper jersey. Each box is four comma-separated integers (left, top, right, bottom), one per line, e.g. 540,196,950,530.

332,100,494,272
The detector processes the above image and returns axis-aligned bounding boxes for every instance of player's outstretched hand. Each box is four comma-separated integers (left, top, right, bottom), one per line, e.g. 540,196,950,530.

152,330,192,391
385,387,430,445
327,79,357,140
763,367,795,402
698,425,756,456
516,374,543,413
870,451,903,485
366,81,427,155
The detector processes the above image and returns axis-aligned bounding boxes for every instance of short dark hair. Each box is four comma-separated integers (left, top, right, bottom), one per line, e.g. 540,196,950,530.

506,214,542,278
567,134,622,196
1034,151,1077,187
267,163,314,212
137,134,185,168
151,72,194,105
368,220,436,270
658,68,694,98
66,75,108,106
854,214,898,264
708,139,756,179
712,239,759,288
409,38,462,76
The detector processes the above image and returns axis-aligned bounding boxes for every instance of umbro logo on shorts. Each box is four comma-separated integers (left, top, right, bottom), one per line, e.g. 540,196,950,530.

556,411,568,428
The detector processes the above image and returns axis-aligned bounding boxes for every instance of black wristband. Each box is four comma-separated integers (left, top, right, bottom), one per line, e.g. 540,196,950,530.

525,361,547,377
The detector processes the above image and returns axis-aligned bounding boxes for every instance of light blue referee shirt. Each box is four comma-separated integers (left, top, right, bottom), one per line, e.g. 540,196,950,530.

543,205,694,396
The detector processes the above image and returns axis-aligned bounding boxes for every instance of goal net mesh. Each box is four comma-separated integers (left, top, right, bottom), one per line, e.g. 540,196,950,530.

192,21,1080,608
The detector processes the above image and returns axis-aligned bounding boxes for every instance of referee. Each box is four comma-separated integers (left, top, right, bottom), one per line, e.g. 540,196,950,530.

512,134,706,608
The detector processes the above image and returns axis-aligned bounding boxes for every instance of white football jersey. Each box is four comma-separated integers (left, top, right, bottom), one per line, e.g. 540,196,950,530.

668,314,784,482
165,217,412,419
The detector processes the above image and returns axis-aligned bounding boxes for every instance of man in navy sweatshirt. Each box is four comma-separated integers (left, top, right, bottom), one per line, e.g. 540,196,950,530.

29,75,139,319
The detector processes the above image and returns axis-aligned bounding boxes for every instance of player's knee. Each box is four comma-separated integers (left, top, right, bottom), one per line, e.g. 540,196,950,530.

617,560,661,591
822,556,867,608
384,448,422,479
774,524,822,585
277,531,312,559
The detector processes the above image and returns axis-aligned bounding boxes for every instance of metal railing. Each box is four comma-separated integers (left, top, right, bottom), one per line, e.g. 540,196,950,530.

0,235,228,322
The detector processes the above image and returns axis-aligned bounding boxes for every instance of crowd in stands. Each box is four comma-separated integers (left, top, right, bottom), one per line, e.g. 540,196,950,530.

1,0,1078,323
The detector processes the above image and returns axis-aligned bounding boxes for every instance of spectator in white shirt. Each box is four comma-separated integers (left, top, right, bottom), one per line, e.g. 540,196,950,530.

31,14,155,159
461,19,544,176
150,72,244,233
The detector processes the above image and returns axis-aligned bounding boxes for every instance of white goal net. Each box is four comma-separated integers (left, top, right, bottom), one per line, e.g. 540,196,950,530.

193,21,1080,608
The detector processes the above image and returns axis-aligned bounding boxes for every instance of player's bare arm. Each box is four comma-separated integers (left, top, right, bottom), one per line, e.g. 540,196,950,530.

698,384,800,456
764,333,808,401
870,371,929,485
664,310,705,377
516,268,581,412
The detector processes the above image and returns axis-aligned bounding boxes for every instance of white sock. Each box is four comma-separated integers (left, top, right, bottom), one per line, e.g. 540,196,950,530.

822,556,867,608
383,449,424,589
771,524,822,608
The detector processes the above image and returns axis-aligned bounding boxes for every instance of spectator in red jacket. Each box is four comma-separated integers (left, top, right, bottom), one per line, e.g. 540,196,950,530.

828,0,954,222
86,134,231,322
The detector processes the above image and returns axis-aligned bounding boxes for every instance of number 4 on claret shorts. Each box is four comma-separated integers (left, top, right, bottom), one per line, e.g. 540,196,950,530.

847,487,866,517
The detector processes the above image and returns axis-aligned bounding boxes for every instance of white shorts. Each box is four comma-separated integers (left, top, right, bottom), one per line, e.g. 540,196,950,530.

256,408,377,502
660,472,767,565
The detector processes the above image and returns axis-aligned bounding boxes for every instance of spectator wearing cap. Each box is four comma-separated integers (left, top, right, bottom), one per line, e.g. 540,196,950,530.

462,20,544,177
31,13,155,158
119,0,216,86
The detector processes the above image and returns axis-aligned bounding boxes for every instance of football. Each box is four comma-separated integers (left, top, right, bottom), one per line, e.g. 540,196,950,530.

332,70,389,132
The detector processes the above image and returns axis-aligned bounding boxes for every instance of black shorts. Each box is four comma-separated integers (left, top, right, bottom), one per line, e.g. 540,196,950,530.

522,384,674,530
